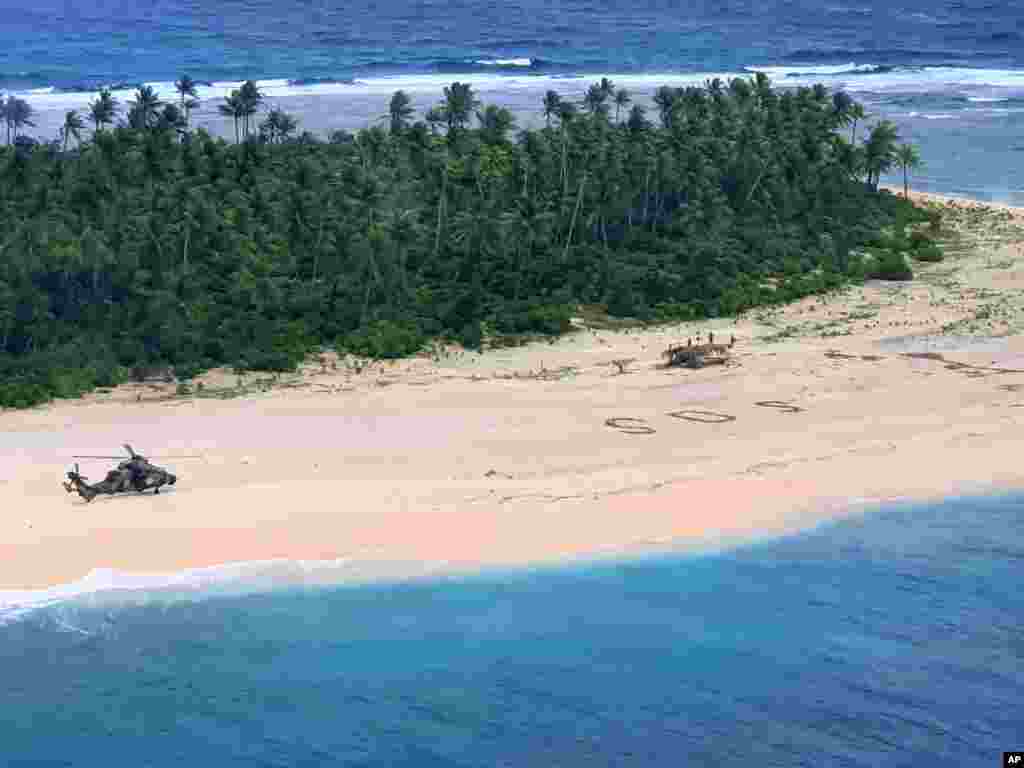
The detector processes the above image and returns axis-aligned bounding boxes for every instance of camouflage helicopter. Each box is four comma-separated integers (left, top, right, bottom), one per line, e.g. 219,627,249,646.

63,444,178,502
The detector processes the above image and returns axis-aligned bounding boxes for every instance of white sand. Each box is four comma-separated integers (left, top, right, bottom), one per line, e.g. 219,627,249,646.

4,190,1024,590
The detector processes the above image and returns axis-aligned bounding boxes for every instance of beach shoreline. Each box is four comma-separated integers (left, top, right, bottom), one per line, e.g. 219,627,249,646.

4,189,1024,595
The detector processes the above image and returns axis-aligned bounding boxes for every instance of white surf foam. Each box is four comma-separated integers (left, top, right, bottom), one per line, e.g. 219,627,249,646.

7,66,1024,116
473,58,534,67
748,64,1024,93
0,553,463,625
745,62,881,77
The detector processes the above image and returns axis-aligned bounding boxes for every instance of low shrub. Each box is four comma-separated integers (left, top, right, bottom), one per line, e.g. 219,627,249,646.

912,242,944,262
868,250,914,280
340,320,425,359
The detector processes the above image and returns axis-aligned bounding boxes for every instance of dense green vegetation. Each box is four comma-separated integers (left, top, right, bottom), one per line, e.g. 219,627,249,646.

0,75,933,408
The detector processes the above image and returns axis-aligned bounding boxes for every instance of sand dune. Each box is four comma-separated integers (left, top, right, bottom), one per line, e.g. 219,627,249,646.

4,191,1024,590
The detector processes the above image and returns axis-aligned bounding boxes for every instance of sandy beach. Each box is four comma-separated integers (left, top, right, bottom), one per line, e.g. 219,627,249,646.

3,191,1024,591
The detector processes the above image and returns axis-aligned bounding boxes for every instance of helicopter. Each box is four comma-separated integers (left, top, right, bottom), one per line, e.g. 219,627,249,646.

63,444,178,503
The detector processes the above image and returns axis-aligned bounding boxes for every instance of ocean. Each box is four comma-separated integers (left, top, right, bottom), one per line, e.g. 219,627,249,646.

3,3,1024,762
2,0,1024,201
2,493,1022,765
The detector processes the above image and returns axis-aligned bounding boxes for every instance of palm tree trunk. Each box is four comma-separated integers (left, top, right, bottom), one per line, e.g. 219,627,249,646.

744,161,768,207
642,167,651,224
313,218,324,282
434,161,447,258
561,128,569,202
563,173,587,261
398,245,408,302
903,166,909,198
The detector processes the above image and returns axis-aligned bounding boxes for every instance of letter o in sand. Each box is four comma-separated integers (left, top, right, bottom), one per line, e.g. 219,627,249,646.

754,400,804,414
667,410,736,424
605,417,657,435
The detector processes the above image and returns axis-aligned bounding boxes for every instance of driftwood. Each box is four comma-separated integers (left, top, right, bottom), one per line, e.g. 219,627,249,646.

663,341,734,369
610,358,636,374
754,400,804,414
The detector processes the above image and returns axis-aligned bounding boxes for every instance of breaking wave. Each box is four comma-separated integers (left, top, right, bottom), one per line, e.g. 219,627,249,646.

5,60,1024,114
0,555,499,627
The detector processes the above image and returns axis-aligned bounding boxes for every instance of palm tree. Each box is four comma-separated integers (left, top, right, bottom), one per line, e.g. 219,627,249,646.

218,90,245,143
259,107,299,144
476,104,516,145
238,80,264,138
89,89,119,134
440,81,479,135
424,106,445,135
626,103,649,134
895,143,923,198
652,85,678,129
385,90,415,134
382,207,420,300
613,88,631,123
175,75,199,126
705,77,724,100
752,71,772,104
557,100,578,124
832,90,853,129
60,110,85,151
583,83,609,117
728,77,753,107
156,103,188,135
128,85,163,129
848,102,867,144
863,120,900,189
3,97,35,144
542,90,562,129
598,77,616,100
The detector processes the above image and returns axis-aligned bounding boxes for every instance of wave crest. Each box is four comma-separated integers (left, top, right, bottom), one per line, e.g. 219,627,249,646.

0,556,458,626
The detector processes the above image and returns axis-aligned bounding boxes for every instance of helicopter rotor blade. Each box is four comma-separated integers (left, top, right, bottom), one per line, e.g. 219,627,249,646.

71,454,202,460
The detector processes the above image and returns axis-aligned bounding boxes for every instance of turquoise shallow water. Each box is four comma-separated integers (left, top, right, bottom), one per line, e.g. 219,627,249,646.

2,493,1022,765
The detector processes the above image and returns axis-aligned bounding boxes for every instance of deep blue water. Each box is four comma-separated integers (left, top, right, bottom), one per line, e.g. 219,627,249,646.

1,0,1022,88
2,493,1022,765
3,0,1024,201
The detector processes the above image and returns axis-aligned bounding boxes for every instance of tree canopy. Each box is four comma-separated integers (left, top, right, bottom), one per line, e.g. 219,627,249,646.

0,76,930,408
